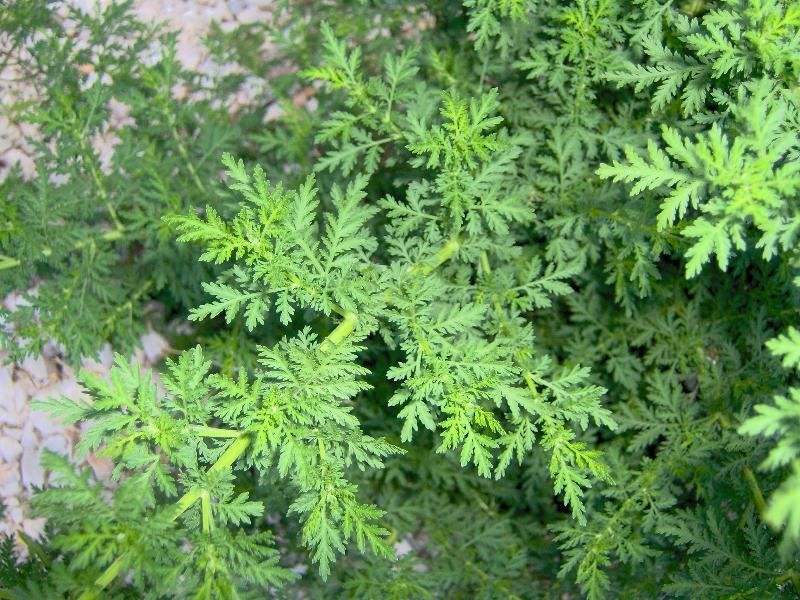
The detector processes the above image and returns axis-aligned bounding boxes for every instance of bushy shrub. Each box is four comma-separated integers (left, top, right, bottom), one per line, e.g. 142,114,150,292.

2,0,799,597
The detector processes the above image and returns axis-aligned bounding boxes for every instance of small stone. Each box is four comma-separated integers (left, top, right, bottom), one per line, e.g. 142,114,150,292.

86,453,114,480
394,538,413,557
0,366,12,389
42,434,69,456
20,422,38,449
28,408,63,437
0,436,23,462
0,382,30,426
264,103,284,123
11,385,29,417
140,329,169,364
3,497,22,524
3,427,22,441
20,447,44,489
20,356,49,386
21,517,46,540
0,463,19,492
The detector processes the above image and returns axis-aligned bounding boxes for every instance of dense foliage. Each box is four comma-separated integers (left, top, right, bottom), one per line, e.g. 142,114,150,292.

2,0,800,597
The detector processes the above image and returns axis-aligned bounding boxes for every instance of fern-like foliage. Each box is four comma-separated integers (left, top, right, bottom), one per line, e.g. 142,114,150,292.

4,1,800,597
740,324,800,555
598,79,800,278
608,0,800,116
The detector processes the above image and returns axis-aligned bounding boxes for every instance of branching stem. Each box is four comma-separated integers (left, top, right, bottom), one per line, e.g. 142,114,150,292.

83,434,252,596
169,119,207,194
0,255,19,270
409,237,460,276
319,311,358,354
207,435,251,476
79,237,462,595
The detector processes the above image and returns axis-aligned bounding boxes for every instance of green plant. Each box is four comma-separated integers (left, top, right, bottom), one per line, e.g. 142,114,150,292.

0,0,245,361
2,0,800,598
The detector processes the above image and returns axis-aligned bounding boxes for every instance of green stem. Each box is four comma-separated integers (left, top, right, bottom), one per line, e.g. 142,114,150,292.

104,202,123,231
88,434,251,594
77,554,126,600
78,135,123,231
777,570,800,595
318,437,327,460
201,490,214,534
207,434,251,476
478,51,490,89
97,228,124,244
169,488,203,521
286,273,347,317
409,237,460,276
101,279,153,336
0,255,19,270
479,251,491,276
484,252,540,389
735,462,790,571
742,466,767,516
319,311,358,354
170,122,207,194
81,237,462,594
523,371,538,396
94,555,126,589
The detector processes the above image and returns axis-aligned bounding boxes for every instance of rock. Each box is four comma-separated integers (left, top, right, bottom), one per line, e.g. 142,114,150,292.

140,329,169,363
0,365,12,389
28,409,64,437
0,436,23,462
86,453,114,480
82,343,114,374
394,538,413,557
42,434,69,456
19,356,50,386
20,447,44,489
0,466,21,500
2,497,22,523
1,382,31,426
3,427,22,441
21,517,46,540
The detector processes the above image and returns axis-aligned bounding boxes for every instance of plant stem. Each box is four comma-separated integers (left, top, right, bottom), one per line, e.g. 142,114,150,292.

319,311,358,354
170,121,207,194
742,465,767,515
483,251,543,395
101,279,154,336
201,490,214,534
207,434,251,475
479,251,491,275
170,488,204,521
77,555,126,600
523,371,538,396
0,255,19,270
81,237,463,594
85,434,252,595
95,555,126,588
77,134,123,231
739,465,796,594
409,237,460,276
